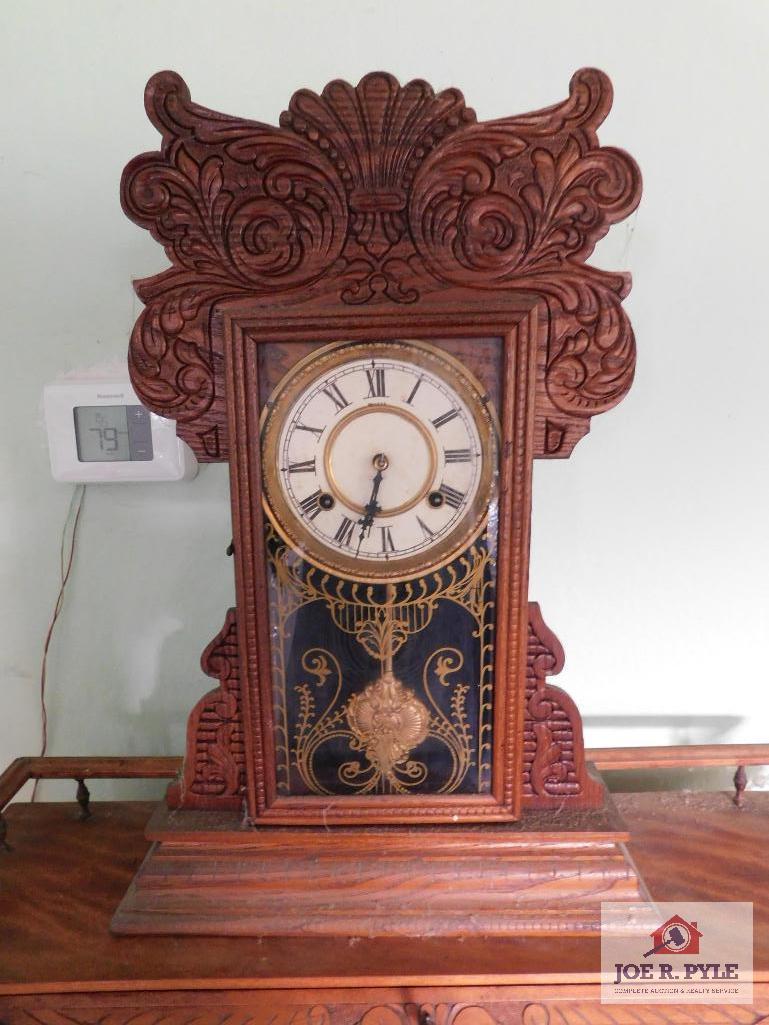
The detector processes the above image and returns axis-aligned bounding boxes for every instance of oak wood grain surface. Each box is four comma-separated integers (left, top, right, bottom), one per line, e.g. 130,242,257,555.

1,790,767,993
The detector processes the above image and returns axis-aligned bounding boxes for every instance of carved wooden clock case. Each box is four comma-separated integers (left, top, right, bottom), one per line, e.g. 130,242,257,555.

111,68,644,936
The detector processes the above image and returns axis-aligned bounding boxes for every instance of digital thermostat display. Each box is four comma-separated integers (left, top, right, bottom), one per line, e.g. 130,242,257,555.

73,404,153,462
44,378,197,483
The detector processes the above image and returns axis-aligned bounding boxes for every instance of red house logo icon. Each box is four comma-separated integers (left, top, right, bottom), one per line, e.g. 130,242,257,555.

645,914,703,957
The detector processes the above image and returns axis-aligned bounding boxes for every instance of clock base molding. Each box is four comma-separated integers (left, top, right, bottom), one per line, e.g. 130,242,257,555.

110,794,649,937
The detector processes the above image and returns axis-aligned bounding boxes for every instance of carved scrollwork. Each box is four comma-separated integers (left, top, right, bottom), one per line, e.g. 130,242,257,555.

522,602,603,809
521,1002,766,1024
531,269,636,416
123,71,348,424
126,281,222,422
122,69,640,459
409,68,640,417
358,1003,502,1025
15,1008,337,1025
169,607,246,810
124,71,348,288
15,1003,766,1025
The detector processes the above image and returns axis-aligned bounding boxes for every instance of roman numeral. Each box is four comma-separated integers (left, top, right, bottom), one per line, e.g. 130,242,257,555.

322,382,349,412
287,458,316,474
432,407,459,429
444,448,472,463
416,516,434,539
366,367,386,398
294,422,323,438
298,489,323,520
405,377,422,405
439,483,466,509
333,516,356,547
380,526,395,553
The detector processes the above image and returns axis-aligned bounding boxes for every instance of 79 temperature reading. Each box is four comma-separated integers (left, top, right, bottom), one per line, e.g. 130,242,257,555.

90,426,124,453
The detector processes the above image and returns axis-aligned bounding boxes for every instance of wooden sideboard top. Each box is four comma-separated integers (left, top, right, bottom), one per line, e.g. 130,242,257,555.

1,790,767,994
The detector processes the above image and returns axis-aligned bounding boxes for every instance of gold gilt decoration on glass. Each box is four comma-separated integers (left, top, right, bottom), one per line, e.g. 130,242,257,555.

266,529,494,796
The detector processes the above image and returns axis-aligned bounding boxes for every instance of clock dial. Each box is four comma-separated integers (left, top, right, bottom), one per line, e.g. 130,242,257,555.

261,340,497,581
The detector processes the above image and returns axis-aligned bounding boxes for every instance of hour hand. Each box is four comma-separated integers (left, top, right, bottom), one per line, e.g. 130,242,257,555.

356,455,388,553
357,471,382,550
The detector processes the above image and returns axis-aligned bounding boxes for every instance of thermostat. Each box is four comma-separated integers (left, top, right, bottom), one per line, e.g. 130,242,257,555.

44,379,198,483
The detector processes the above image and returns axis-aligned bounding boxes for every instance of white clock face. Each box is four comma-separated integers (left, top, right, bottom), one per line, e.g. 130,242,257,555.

261,341,496,581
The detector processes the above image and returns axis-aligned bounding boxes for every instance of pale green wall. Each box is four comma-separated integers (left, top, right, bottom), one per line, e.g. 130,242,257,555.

2,0,768,800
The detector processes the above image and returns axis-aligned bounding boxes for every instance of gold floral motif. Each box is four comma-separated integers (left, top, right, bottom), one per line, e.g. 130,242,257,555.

293,646,473,796
267,525,494,795
346,672,430,787
423,648,473,794
355,609,411,663
293,649,350,794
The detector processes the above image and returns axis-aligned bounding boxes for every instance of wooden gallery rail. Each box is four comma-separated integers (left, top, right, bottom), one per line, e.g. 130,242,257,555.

0,745,767,850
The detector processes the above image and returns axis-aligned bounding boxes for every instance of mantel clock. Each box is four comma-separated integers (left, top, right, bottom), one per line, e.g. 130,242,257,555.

113,67,643,935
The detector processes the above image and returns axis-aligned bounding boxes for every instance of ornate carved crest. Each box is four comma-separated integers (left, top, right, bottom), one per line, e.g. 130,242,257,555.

122,69,641,460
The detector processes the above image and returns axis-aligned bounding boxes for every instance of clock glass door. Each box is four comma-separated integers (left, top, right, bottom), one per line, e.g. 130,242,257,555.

259,336,502,799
